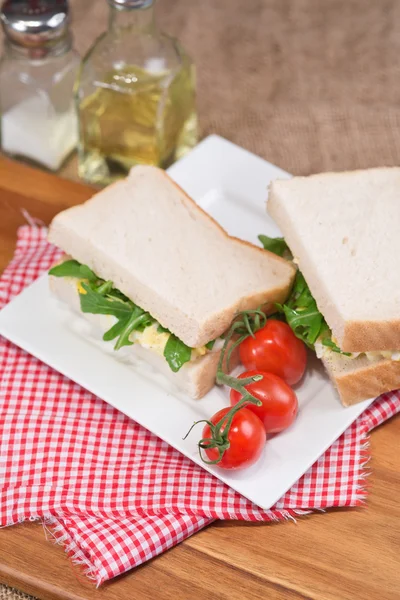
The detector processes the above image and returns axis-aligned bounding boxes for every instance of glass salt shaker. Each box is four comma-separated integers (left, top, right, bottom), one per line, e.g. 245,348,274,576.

0,0,80,172
75,0,198,185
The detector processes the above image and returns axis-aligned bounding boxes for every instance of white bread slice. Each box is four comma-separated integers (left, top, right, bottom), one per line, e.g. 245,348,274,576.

321,351,400,406
48,166,295,348
268,168,400,353
49,275,239,399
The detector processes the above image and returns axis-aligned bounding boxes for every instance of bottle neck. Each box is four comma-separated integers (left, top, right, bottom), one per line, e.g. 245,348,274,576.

109,2,156,33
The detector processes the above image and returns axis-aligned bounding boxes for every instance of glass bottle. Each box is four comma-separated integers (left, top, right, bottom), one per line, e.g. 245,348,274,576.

0,0,80,172
75,0,198,185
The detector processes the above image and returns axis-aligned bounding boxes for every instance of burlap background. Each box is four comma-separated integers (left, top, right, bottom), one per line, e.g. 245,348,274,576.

67,0,400,175
1,0,399,598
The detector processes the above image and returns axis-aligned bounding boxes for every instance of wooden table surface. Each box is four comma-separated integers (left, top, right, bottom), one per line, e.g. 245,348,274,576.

0,157,399,600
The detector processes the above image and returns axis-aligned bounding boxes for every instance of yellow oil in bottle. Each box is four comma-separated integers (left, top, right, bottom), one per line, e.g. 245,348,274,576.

77,64,197,185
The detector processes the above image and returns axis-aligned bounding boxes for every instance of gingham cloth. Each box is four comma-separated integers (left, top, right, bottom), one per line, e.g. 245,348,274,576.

1,227,399,585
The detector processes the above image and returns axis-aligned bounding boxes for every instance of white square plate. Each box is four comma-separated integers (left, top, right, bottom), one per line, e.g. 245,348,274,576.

0,135,373,510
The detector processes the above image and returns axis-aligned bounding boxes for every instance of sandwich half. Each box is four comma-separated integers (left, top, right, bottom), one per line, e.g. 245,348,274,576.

48,165,295,399
267,167,400,406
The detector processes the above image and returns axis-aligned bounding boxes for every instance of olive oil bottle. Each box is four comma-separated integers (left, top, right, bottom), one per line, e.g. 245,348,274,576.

75,0,197,185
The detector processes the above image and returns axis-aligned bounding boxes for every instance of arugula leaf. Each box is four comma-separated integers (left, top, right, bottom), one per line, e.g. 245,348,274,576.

258,234,292,258
79,264,98,282
96,280,113,295
114,309,153,350
49,259,97,282
79,283,134,349
102,317,131,342
321,336,351,356
80,283,156,350
260,236,349,355
164,334,192,373
157,324,170,334
275,271,324,349
51,259,194,370
80,283,133,319
134,313,155,333
108,288,131,302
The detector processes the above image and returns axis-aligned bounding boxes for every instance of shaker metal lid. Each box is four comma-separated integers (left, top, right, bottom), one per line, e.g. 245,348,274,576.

108,0,154,9
0,0,69,47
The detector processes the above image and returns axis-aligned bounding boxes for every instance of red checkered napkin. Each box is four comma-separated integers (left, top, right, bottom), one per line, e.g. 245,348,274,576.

1,227,399,585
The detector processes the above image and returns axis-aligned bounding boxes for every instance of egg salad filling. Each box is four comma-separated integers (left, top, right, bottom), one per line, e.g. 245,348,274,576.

314,339,400,362
49,259,220,372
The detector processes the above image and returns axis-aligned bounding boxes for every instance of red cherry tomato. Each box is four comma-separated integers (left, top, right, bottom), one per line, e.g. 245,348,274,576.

201,407,266,470
239,320,307,385
230,370,298,434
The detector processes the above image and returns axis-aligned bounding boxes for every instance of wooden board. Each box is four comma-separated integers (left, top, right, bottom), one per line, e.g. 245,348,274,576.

0,157,399,600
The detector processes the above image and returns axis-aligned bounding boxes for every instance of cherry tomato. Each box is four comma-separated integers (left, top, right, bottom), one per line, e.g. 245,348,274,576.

201,407,266,470
230,370,298,434
239,319,307,385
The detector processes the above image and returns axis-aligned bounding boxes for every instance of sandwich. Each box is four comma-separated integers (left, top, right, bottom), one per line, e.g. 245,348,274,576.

267,167,400,406
48,165,295,399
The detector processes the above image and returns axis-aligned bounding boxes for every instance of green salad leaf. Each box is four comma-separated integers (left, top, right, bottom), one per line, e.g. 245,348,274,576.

163,334,192,373
79,282,133,319
113,310,155,350
276,271,325,349
102,317,132,342
258,234,292,258
49,259,197,369
49,259,98,282
205,339,216,350
80,282,155,350
157,324,170,334
321,333,350,355
259,235,350,355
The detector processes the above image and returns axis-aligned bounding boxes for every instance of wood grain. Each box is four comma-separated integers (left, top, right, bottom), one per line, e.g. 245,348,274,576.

0,157,399,600
0,157,93,272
